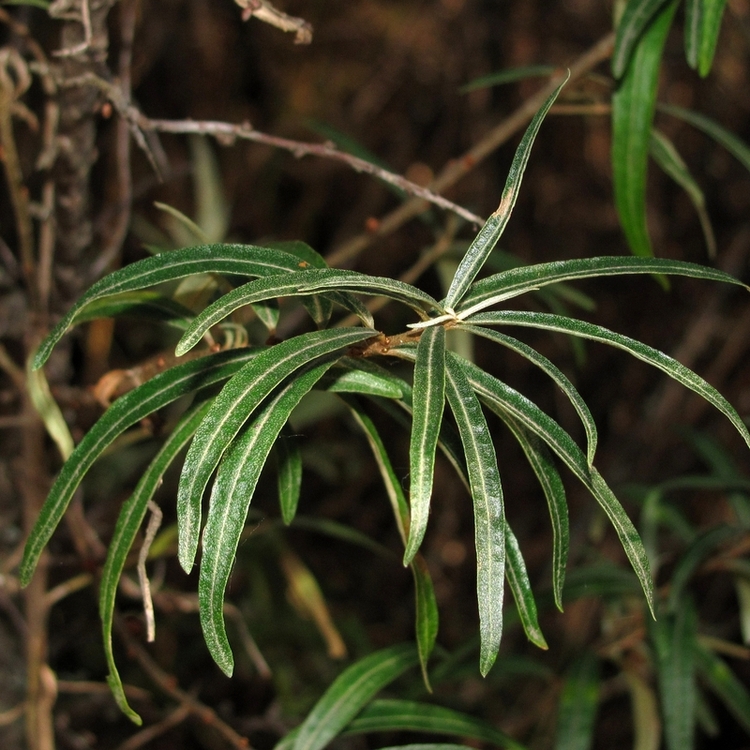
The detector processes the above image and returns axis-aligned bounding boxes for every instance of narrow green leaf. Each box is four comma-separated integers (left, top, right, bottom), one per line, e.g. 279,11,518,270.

27,363,74,461
326,290,376,328
325,358,406,399
32,244,308,370
345,397,410,541
460,65,556,93
176,272,333,355
650,129,716,257
612,0,678,257
495,413,569,611
69,291,194,328
612,0,672,78
455,256,747,318
466,310,750,454
276,431,302,525
343,392,438,682
100,401,211,724
684,0,703,69
555,653,600,750
459,323,598,465
405,326,446,565
443,73,568,310
695,641,750,733
411,555,439,688
658,103,750,174
20,348,257,587
459,359,654,613
650,600,697,750
291,644,419,750
345,699,526,750
298,268,443,317
177,328,372,571
505,524,548,649
200,362,334,675
697,0,729,76
444,354,505,675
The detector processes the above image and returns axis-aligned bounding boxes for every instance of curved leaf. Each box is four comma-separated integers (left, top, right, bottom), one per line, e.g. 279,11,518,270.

459,323,598,465
466,310,750,453
443,73,568,310
276,430,303,526
650,129,716,257
177,328,372,571
297,269,443,317
455,256,746,319
20,348,258,587
698,0,729,76
291,644,419,750
612,0,672,78
343,393,438,682
612,0,678,257
177,270,379,355
325,358,407,399
695,641,750,733
32,244,308,370
459,359,654,614
496,412,569,611
405,326,446,565
445,354,505,675
345,699,526,750
100,401,211,724
684,0,703,70
200,361,335,675
505,523,548,649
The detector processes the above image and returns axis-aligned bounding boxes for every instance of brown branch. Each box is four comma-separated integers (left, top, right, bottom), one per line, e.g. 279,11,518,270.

325,31,616,268
114,615,252,749
234,0,313,44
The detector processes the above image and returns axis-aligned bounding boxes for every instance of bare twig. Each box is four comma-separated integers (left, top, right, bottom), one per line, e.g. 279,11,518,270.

137,501,163,643
138,118,483,226
114,615,252,750
234,0,313,44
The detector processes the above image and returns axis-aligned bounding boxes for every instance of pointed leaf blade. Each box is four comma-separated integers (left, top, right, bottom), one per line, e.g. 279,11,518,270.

460,323,598,464
445,353,505,675
555,653,600,750
32,244,309,369
200,361,335,675
505,524,548,649
456,256,747,318
276,431,303,525
405,325,446,565
612,0,672,78
443,73,568,309
612,0,678,257
177,328,372,571
20,348,257,587
467,310,750,454
697,0,729,76
459,359,654,613
100,401,211,724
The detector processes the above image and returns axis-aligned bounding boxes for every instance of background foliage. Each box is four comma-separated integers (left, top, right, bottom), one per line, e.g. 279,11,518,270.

1,1,750,750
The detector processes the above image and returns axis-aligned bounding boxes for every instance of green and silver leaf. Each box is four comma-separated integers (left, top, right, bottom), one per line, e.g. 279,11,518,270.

32,244,309,370
21,348,258,586
100,401,211,724
612,0,678,257
405,325,446,565
443,73,568,309
177,327,372,571
200,361,335,676
445,353,505,675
